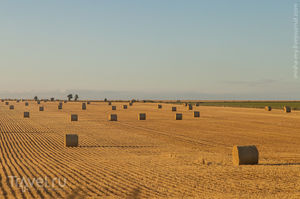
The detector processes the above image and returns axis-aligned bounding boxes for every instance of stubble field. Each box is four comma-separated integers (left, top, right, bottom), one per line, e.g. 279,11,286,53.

0,101,299,199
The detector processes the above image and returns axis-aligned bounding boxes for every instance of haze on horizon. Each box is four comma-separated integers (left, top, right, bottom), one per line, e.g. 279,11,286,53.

0,0,299,100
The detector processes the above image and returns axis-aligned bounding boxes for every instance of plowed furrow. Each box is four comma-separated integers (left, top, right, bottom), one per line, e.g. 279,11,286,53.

7,132,64,198
7,128,103,197
0,133,27,199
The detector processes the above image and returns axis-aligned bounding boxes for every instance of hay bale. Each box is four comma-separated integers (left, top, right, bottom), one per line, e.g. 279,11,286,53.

112,106,116,110
5,102,9,105
39,106,44,111
172,107,177,112
232,145,259,166
87,101,90,105
158,104,162,109
184,103,188,106
129,103,133,106
25,102,29,106
284,106,291,113
175,113,182,120
9,105,14,110
108,102,112,105
16,100,20,103
265,106,272,111
65,134,78,147
58,104,63,110
194,111,200,117
82,103,86,110
138,113,146,120
196,103,200,107
64,100,67,103
71,114,78,121
37,101,40,105
24,112,30,118
188,104,193,110
123,105,128,109
109,114,118,121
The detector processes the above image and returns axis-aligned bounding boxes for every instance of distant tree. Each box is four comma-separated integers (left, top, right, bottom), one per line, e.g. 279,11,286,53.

104,98,108,102
67,94,73,101
74,94,79,101
50,97,55,101
34,96,38,101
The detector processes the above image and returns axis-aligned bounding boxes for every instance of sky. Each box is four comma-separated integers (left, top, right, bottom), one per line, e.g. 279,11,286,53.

0,0,299,100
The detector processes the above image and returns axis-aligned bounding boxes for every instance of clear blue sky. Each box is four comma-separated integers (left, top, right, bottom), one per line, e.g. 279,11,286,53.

0,1,298,99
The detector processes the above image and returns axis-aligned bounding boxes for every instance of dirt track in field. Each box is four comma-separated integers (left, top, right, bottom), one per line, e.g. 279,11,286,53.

0,101,299,198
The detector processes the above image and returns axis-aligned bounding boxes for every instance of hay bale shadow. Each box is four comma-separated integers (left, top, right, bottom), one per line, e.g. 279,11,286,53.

259,163,300,166
127,187,141,199
65,187,85,199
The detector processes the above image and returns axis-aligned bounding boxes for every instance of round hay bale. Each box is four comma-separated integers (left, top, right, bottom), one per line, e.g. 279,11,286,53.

232,145,259,166
24,112,30,118
82,103,87,110
172,107,177,112
112,106,116,110
138,113,146,120
195,103,200,107
129,103,133,106
5,102,9,105
188,104,193,110
87,101,91,105
265,106,272,111
108,102,112,106
58,104,63,110
194,111,200,118
71,114,78,121
109,114,118,121
284,106,291,113
65,134,78,147
175,113,182,120
37,101,41,105
39,106,44,111
25,102,29,106
123,105,128,109
9,105,14,110
158,104,162,109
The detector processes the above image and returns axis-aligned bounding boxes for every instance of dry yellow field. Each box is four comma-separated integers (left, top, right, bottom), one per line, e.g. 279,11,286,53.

0,101,300,199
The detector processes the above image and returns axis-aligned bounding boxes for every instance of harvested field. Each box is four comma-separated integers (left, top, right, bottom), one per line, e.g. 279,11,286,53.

178,101,300,110
0,101,299,198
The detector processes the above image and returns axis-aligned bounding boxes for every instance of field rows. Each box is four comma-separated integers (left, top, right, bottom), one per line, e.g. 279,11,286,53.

0,101,299,198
